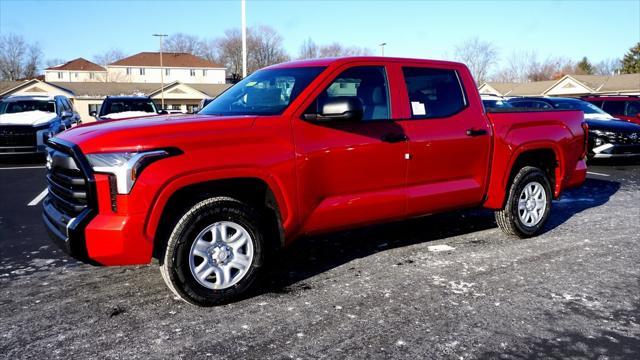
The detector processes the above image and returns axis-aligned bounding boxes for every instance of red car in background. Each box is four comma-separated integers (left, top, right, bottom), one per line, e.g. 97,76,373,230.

583,96,640,125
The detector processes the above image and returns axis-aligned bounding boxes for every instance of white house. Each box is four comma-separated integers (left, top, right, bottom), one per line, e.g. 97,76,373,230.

107,52,226,84
44,58,108,82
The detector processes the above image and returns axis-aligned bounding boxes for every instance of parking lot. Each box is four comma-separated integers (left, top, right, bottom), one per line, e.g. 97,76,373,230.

0,156,639,359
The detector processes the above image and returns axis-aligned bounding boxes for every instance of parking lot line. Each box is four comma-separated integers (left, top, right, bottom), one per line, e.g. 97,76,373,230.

28,188,48,206
0,166,45,170
587,171,610,177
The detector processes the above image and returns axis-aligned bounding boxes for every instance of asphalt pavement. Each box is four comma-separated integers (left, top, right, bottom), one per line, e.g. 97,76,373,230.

0,155,639,359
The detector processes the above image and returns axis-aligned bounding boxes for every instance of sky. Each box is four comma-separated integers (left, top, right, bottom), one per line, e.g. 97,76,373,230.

1,0,639,68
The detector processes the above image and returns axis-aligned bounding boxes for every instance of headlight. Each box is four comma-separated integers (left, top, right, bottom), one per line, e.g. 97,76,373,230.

86,150,173,194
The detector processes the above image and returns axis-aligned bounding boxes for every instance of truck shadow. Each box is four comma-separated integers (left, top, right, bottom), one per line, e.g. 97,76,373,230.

478,279,640,359
258,177,620,296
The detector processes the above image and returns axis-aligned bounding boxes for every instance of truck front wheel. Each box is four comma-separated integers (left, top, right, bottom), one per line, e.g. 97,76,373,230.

160,197,264,306
495,166,552,238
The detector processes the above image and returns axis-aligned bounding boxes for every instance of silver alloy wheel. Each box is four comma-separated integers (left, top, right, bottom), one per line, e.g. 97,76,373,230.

188,221,254,290
517,181,547,227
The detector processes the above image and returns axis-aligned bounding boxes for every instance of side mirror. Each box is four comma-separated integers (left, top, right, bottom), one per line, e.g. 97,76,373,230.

303,97,363,122
61,110,73,118
89,111,97,117
158,110,168,115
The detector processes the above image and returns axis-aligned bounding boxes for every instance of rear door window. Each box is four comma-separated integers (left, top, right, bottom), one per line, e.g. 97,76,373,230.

402,67,466,119
626,101,640,116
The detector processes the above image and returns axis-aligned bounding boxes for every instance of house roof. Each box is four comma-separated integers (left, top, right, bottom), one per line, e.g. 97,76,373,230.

480,82,520,95
46,58,106,71
572,73,640,93
507,80,559,96
109,52,224,68
0,81,25,96
48,81,231,98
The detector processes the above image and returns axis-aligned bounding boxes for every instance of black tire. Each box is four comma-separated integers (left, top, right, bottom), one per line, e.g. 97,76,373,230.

160,197,264,306
495,166,552,238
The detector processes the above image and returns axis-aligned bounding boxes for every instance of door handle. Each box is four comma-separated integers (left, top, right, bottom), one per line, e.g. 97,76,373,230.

381,133,408,143
466,128,488,137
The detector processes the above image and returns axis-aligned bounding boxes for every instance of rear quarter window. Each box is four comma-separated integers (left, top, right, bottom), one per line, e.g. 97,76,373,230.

402,67,466,119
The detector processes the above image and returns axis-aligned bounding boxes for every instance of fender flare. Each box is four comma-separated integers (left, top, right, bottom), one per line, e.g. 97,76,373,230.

144,167,293,241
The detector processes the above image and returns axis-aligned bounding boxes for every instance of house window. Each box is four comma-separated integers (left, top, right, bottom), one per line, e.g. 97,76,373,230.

202,69,207,76
165,68,170,76
190,69,196,76
57,72,63,79
126,67,131,75
88,103,100,114
74,72,79,78
140,68,145,75
89,72,95,80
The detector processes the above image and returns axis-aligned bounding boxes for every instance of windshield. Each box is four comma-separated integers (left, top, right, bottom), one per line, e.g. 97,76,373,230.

0,100,55,114
551,99,609,115
101,99,157,116
200,67,326,116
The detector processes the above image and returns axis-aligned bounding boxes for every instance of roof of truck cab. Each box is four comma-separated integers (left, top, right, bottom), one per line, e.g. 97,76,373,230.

265,56,465,69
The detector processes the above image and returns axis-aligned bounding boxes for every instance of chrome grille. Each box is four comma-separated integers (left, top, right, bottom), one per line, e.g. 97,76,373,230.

0,126,37,147
43,147,89,235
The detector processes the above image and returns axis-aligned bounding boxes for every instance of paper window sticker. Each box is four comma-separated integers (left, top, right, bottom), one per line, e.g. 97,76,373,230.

411,101,426,115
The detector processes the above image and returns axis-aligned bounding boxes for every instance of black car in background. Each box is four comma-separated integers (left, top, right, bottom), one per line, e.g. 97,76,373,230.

507,97,640,160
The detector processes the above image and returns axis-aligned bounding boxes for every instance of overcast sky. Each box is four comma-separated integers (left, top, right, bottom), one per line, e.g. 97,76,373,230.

1,0,639,65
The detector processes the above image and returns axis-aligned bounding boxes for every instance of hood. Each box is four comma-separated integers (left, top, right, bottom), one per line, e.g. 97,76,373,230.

0,111,57,126
56,114,257,154
101,111,158,120
583,113,615,121
587,118,640,133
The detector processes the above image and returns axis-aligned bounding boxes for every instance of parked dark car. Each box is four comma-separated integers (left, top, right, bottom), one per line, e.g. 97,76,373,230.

91,96,164,121
0,95,80,155
583,96,640,125
508,97,640,159
481,94,513,110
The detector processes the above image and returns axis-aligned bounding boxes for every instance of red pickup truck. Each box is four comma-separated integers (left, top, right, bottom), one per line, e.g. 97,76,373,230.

44,57,587,306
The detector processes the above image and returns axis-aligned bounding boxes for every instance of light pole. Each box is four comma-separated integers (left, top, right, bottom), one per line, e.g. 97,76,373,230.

379,42,387,56
153,33,168,110
241,0,247,78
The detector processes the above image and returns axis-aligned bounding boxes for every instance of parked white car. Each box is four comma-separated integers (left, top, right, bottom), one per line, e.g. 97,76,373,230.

0,95,80,155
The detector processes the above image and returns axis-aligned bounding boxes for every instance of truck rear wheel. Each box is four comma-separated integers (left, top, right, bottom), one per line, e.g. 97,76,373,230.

160,197,264,306
495,166,552,238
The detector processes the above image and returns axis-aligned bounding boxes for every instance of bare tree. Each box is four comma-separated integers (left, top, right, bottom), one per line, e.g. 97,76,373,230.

0,33,26,80
93,49,126,65
248,25,289,72
298,38,319,59
298,39,372,59
453,37,499,84
0,33,43,80
23,44,42,79
527,57,574,81
594,58,621,75
164,33,204,55
492,50,537,82
216,28,243,81
199,38,221,65
319,42,372,58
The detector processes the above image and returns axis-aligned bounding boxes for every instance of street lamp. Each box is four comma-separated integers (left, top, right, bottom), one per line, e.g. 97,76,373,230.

241,0,247,78
379,42,387,56
153,33,168,110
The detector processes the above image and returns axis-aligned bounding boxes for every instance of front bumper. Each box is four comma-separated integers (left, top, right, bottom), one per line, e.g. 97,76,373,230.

591,143,640,158
42,138,154,266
